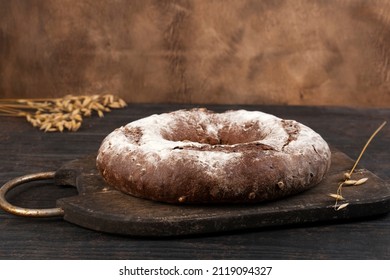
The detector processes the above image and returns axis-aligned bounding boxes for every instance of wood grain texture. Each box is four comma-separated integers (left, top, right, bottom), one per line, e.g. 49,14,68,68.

0,104,389,259
1,0,390,107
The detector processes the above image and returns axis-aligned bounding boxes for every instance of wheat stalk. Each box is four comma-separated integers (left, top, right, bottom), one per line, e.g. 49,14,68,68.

0,94,127,132
329,121,387,210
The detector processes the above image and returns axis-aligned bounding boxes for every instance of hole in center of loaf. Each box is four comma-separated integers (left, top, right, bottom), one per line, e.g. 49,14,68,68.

162,120,266,145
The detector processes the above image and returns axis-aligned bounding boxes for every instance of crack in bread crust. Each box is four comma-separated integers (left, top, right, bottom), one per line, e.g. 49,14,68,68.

281,119,300,150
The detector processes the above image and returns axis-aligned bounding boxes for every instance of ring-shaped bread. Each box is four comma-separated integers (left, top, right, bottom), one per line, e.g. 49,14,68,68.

96,108,331,204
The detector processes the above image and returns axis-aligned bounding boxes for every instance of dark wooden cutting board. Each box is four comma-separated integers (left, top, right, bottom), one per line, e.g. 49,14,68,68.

54,148,390,236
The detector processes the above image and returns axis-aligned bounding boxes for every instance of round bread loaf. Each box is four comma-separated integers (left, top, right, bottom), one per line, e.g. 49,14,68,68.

96,108,331,204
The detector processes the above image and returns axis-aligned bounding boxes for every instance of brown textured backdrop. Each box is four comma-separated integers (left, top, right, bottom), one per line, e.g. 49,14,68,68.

1,0,390,107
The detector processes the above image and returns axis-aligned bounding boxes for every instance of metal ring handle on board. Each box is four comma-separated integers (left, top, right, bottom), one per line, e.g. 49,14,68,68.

0,172,64,217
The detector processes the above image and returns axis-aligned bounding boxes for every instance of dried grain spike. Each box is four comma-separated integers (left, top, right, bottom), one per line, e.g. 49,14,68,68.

354,178,368,186
118,99,127,107
56,121,64,132
328,193,345,200
108,102,122,109
1,94,126,132
336,203,349,211
72,121,81,131
82,96,92,107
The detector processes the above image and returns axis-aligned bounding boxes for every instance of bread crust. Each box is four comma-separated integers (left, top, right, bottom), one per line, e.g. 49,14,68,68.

96,108,331,204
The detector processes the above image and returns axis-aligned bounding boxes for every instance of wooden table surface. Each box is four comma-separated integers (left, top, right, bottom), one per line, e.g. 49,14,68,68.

0,104,389,259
